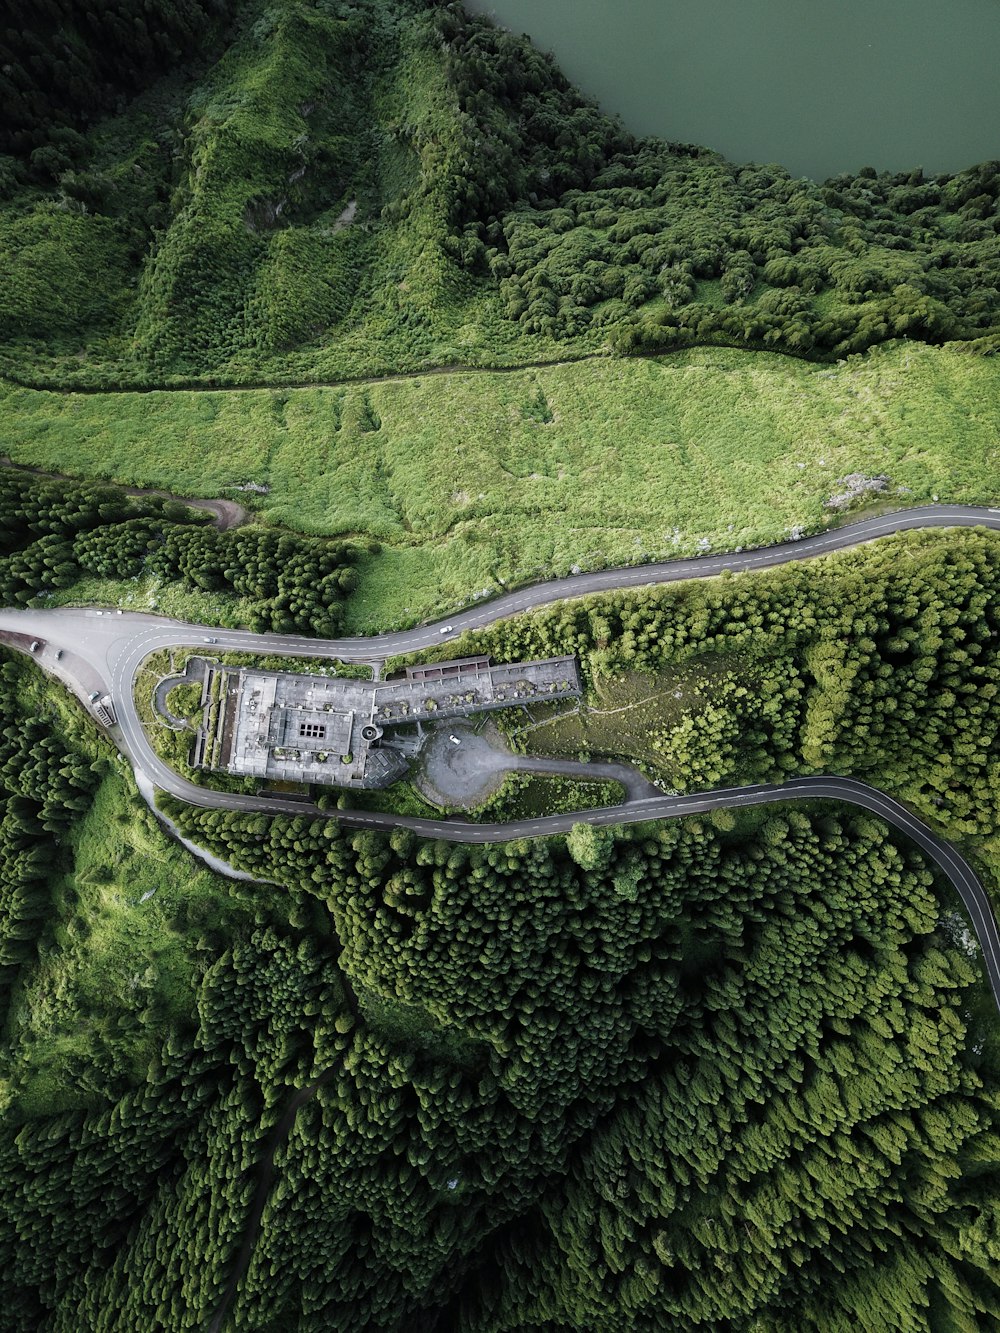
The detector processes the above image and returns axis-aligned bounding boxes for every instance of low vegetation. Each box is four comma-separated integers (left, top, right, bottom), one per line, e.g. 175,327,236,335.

133,649,200,777
5,768,251,1119
320,780,440,820
472,771,626,821
164,681,202,725
4,0,1000,388
5,340,1000,629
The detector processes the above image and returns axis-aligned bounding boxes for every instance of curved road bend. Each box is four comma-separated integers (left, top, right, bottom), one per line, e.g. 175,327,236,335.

0,504,998,1010
2,503,999,675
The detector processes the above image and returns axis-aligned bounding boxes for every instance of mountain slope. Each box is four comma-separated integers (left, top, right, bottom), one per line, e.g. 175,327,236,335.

1,0,1000,386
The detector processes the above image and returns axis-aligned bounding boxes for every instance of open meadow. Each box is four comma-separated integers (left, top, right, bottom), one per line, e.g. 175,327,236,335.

3,340,1000,628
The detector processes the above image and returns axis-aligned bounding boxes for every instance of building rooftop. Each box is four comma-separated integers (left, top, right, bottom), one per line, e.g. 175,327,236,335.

200,654,580,789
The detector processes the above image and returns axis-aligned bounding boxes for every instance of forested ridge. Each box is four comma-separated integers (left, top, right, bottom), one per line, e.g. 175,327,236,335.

0,469,994,1327
0,469,360,635
3,0,1000,386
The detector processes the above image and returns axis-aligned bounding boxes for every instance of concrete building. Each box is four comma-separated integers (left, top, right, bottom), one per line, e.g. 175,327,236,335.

197,654,580,790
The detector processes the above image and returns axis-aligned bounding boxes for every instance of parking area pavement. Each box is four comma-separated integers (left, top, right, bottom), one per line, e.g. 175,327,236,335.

414,720,660,808
415,724,511,807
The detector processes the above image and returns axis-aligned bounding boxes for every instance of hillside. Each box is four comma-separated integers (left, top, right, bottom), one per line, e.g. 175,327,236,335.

3,0,1000,387
0,8,998,1330
4,340,1000,629
0,620,995,1330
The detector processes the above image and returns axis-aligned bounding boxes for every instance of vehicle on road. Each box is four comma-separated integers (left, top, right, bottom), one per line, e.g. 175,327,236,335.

29,640,39,652
1,501,1000,1012
203,637,218,643
449,735,461,745
91,695,117,726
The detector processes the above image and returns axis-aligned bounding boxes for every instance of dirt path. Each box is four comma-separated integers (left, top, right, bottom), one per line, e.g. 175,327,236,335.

0,456,249,529
0,338,825,398
1,353,603,396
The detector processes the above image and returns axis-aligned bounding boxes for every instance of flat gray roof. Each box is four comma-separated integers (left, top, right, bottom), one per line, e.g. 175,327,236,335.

212,654,581,789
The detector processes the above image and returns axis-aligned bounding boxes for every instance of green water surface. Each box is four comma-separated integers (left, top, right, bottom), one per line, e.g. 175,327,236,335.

466,0,1000,180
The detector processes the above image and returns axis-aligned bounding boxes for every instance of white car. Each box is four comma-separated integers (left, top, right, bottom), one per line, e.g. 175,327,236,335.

439,625,454,635
449,735,461,746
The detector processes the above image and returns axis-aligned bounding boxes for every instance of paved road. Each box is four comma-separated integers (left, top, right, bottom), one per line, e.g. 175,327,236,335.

414,722,659,807
0,502,999,1010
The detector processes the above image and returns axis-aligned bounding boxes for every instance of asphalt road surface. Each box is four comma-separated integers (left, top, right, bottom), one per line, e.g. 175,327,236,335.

1,502,999,1011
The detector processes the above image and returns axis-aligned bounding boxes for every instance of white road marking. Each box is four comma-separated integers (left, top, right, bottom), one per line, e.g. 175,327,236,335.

2,506,1000,1008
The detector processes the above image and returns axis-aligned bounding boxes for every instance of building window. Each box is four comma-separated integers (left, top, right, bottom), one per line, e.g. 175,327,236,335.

299,723,327,739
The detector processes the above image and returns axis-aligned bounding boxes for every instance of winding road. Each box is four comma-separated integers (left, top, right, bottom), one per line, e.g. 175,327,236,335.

1,502,999,1011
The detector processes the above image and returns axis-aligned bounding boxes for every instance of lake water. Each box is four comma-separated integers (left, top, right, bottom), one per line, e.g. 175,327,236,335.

465,0,1000,180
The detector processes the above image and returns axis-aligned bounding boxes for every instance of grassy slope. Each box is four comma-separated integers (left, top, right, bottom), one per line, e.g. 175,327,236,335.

0,0,574,388
10,0,1000,393
4,339,1000,629
0,766,250,1121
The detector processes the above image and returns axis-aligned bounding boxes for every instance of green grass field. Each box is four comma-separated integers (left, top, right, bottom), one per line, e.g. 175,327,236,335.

4,340,1000,629
517,662,739,784
1,770,250,1118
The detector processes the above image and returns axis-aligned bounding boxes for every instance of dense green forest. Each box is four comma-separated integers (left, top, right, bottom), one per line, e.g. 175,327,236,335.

0,634,996,1329
151,798,1000,1330
469,526,1000,845
0,469,359,634
0,470,994,1327
1,2,999,1327
0,1,239,156
3,0,1000,386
